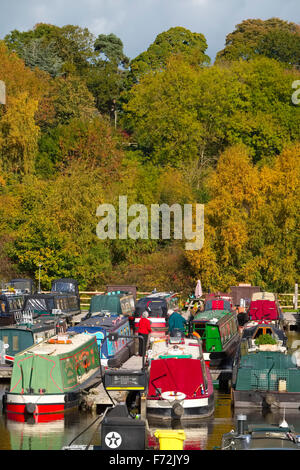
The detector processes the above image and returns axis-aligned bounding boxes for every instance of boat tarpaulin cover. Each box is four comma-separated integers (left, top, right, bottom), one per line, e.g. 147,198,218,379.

148,358,205,398
248,300,279,321
205,299,231,311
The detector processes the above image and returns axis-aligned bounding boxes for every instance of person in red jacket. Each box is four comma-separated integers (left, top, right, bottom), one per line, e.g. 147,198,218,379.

138,311,152,356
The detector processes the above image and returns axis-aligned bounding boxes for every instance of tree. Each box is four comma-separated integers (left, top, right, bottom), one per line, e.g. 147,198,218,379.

5,23,96,76
130,26,210,82
256,29,300,68
216,17,300,63
123,55,300,166
94,33,129,67
0,92,40,175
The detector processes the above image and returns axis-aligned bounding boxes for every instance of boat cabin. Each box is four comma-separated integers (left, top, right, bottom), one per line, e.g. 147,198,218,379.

85,291,135,319
51,278,80,309
0,315,67,363
190,311,240,367
5,279,35,294
23,293,80,323
68,315,134,367
241,322,287,347
134,292,178,335
191,312,238,353
0,293,27,327
204,298,232,312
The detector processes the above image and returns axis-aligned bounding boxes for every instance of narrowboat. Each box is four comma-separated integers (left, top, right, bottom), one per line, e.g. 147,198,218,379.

134,292,178,337
231,345,300,409
51,278,81,310
84,291,135,320
221,414,300,450
3,332,101,419
0,311,67,365
189,310,240,368
247,298,283,325
68,314,134,367
204,293,233,310
5,279,35,294
22,292,81,324
238,320,287,349
146,330,214,422
0,292,27,327
204,297,232,313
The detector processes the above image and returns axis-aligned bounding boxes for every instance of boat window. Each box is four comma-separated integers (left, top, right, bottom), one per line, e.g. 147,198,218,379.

27,298,47,312
47,298,55,311
68,296,77,309
0,302,6,313
3,335,8,346
12,335,19,351
56,298,63,310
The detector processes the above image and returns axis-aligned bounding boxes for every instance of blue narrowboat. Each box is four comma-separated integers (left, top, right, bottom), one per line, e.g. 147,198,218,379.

68,315,134,367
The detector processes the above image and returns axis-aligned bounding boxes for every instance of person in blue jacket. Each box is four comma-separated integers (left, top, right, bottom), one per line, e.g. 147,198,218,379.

168,309,187,334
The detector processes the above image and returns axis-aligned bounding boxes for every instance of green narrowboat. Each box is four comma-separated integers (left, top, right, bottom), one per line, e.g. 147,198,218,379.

232,347,300,409
84,291,135,319
190,310,240,368
3,332,101,419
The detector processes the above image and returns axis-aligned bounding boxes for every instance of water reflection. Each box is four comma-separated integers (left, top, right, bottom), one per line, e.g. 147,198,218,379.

0,328,300,450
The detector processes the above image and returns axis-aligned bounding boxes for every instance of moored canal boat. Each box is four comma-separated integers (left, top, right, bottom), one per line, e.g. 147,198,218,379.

84,291,135,320
134,292,178,337
189,310,240,368
231,346,300,409
3,332,101,419
221,414,300,450
146,331,214,422
68,314,134,367
0,311,67,365
0,291,27,327
22,292,81,324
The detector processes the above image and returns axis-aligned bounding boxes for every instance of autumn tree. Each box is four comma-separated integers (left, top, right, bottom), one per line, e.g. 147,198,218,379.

0,92,40,175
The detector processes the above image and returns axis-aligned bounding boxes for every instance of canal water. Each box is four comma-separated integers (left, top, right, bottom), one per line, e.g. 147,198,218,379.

0,329,300,451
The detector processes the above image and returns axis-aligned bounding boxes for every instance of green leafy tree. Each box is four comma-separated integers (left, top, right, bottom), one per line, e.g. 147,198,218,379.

130,26,210,82
216,17,299,63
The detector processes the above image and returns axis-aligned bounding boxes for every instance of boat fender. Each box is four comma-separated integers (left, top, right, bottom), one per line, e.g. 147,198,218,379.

25,403,36,415
172,401,184,418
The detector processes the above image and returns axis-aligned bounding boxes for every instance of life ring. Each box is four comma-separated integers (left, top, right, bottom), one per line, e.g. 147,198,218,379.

48,338,72,344
161,391,186,401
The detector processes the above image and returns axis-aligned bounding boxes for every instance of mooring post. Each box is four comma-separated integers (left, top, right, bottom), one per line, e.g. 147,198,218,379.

294,283,298,310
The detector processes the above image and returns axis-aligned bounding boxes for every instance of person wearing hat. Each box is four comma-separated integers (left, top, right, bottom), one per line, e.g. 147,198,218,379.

137,311,152,356
168,309,187,334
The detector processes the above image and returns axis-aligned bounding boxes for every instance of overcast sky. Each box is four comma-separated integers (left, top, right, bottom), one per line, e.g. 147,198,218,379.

0,0,299,61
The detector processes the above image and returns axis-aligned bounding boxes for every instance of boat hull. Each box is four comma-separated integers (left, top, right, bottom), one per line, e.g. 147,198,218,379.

204,333,240,368
146,394,214,422
232,389,300,409
4,391,79,416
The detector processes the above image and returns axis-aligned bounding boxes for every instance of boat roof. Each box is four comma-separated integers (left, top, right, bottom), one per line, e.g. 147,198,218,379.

18,332,95,357
192,310,232,323
251,292,276,301
242,322,286,340
70,314,128,329
138,292,175,300
148,336,202,361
